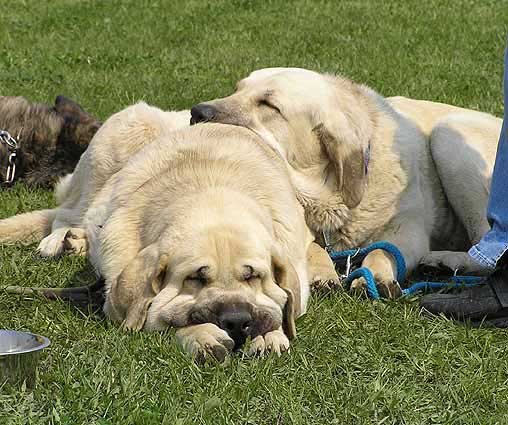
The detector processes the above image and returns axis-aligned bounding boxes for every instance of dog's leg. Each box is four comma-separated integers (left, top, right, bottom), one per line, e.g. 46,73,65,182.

247,327,290,357
350,248,401,298
307,242,341,291
351,219,430,298
419,251,492,275
37,205,85,257
0,208,57,243
38,226,87,257
175,323,235,363
430,117,497,245
37,227,72,257
411,119,498,278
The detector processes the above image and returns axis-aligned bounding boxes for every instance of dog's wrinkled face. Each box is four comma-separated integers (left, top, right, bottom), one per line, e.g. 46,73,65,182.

106,217,299,349
159,229,287,349
190,68,374,209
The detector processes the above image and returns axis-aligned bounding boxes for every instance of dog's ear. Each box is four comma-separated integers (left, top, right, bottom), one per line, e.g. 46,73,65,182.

54,95,86,114
271,246,301,340
312,89,373,208
107,245,170,331
55,95,101,148
313,122,368,208
54,95,100,128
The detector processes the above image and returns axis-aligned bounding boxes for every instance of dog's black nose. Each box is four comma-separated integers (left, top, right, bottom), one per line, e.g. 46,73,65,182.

190,104,217,124
218,305,253,347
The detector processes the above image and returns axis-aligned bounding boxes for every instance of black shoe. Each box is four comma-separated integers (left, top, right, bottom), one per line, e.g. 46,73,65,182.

419,268,508,325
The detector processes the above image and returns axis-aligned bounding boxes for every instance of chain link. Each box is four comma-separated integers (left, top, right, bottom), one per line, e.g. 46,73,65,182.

1,130,19,184
0,130,19,150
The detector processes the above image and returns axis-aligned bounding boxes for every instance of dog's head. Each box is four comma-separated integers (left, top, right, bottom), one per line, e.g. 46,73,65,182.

53,95,102,151
104,208,301,348
190,68,376,209
0,95,101,185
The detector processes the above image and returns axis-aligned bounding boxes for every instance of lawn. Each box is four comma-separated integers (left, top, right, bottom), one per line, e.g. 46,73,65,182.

1,0,508,424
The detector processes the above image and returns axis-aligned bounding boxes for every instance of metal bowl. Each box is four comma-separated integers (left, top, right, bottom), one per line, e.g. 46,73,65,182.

0,330,50,388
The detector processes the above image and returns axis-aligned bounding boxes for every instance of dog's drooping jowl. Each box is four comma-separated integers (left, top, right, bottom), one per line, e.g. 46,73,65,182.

0,95,101,187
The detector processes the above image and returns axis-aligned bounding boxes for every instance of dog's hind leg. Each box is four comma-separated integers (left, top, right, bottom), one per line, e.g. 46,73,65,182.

418,114,501,275
430,114,499,244
37,225,88,257
420,250,492,275
37,227,71,257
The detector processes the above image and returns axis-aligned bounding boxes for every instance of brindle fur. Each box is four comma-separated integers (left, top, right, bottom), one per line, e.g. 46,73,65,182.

0,95,101,187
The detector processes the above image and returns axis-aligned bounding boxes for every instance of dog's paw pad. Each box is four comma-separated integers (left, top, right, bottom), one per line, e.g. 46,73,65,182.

63,228,88,256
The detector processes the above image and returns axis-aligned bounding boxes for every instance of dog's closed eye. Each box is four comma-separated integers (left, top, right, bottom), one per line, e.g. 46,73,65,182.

186,266,210,284
242,265,261,282
258,99,281,114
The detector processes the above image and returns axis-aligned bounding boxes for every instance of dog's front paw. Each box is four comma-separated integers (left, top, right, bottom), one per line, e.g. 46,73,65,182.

350,276,401,299
37,227,70,257
176,323,234,363
63,228,88,256
247,328,290,357
311,273,343,292
350,276,368,296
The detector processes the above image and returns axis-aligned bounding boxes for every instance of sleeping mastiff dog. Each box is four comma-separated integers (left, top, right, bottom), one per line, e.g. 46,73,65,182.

190,68,502,298
94,122,315,360
0,102,338,361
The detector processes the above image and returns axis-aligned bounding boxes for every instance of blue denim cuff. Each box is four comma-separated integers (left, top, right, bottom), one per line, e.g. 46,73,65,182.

468,241,508,271
468,246,497,271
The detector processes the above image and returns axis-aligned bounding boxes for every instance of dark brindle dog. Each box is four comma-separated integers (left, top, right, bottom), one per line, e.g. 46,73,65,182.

0,95,101,187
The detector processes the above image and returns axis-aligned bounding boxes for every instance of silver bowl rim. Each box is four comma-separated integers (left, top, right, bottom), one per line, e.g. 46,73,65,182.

0,329,51,356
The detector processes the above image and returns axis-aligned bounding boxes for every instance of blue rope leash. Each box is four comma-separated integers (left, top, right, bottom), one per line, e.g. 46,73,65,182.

328,241,485,300
329,241,407,283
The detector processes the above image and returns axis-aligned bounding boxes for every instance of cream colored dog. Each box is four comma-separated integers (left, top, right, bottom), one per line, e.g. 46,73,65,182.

0,102,338,360
190,68,502,297
87,122,314,360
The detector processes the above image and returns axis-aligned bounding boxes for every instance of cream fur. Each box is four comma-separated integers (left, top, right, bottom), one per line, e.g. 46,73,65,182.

194,68,502,296
0,102,323,360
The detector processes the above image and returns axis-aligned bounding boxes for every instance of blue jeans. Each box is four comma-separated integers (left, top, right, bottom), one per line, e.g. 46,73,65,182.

468,47,508,270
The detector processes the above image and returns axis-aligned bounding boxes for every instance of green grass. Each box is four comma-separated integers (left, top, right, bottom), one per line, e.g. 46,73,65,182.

1,0,508,423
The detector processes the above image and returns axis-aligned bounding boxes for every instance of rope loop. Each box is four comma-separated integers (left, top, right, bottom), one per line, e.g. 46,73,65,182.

328,241,484,299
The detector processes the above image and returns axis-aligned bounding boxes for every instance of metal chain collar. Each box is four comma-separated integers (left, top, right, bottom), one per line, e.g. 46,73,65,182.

0,130,19,184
